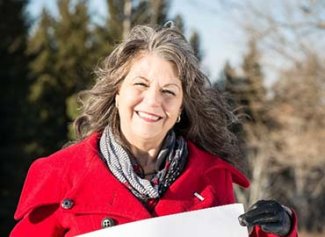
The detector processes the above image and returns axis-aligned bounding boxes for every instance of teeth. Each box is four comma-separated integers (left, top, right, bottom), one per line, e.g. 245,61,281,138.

137,111,160,121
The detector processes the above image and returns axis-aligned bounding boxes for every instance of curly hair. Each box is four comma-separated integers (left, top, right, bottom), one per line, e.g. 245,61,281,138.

74,24,245,170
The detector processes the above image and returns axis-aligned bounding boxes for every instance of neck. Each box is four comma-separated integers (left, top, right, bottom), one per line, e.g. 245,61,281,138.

131,142,160,163
127,139,163,173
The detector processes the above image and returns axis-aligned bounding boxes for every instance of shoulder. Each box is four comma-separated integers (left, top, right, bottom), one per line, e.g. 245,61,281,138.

187,141,250,188
14,133,101,220
43,133,100,166
27,132,101,177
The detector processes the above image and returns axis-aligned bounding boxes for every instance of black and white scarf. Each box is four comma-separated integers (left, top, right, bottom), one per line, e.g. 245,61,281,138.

99,126,188,201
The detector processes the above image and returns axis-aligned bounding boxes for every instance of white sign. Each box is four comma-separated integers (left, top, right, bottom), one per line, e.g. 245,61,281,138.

77,203,248,237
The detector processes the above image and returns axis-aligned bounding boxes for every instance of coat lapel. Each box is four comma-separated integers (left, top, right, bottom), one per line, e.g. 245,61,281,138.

63,136,152,221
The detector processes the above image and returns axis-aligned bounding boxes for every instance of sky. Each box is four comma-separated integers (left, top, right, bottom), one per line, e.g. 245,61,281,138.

26,0,248,81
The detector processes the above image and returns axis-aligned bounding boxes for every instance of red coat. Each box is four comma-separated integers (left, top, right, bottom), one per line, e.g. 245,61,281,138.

10,133,298,237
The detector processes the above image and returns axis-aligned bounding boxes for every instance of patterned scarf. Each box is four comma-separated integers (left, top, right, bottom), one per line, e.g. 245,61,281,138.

99,126,188,201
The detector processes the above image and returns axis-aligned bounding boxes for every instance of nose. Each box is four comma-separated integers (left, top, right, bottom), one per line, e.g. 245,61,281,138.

144,87,162,107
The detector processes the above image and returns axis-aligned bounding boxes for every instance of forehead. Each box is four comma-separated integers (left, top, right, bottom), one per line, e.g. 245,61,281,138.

126,52,180,82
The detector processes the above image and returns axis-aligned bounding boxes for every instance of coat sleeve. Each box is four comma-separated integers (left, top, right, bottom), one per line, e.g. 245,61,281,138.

10,158,67,237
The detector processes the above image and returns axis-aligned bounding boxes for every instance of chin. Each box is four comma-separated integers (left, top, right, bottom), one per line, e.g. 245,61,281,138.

134,129,165,140
137,132,160,140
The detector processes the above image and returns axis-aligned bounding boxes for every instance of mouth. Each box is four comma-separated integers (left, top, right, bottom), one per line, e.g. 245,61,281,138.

136,111,162,122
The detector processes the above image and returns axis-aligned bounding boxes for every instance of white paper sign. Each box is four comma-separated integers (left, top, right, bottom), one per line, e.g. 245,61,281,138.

77,203,248,237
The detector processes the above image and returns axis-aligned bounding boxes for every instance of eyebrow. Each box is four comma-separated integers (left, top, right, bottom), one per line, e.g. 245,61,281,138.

163,83,182,91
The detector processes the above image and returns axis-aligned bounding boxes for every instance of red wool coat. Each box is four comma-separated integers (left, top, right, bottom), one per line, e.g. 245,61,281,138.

11,133,298,237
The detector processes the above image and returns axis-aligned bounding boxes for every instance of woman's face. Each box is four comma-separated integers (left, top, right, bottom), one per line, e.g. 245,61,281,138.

116,52,183,147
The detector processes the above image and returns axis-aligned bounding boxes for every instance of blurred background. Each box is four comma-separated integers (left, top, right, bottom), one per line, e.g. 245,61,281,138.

1,0,324,236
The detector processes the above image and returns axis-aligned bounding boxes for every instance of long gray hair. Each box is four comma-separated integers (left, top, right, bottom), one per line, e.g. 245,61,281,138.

74,24,245,170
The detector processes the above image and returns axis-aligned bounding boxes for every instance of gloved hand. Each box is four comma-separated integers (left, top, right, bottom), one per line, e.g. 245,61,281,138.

238,200,292,236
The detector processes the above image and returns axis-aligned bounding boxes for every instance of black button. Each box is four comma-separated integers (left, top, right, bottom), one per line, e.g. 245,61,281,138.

101,217,115,228
61,199,74,209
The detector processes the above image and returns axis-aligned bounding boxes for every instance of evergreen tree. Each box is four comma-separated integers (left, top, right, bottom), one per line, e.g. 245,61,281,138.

0,0,30,235
94,0,172,60
55,0,93,92
241,39,266,120
106,0,124,41
55,0,94,138
130,0,170,26
148,0,170,25
27,0,94,152
215,39,271,206
220,39,266,123
189,31,202,62
173,14,185,32
27,9,59,154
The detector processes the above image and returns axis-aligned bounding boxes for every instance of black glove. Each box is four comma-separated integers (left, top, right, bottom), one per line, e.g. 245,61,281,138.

238,200,292,236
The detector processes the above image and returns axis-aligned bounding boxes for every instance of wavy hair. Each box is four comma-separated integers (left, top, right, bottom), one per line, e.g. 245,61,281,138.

74,24,245,170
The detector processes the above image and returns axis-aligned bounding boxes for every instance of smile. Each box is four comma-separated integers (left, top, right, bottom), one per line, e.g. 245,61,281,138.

136,111,162,122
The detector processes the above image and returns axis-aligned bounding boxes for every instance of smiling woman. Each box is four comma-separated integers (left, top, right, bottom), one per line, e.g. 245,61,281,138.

116,53,183,155
10,23,298,237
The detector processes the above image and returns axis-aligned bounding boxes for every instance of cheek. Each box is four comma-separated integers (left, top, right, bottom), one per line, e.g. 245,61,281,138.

165,101,182,118
120,88,139,104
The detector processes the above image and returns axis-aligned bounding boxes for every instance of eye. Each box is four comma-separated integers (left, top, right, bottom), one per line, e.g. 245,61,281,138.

161,89,176,96
133,82,148,87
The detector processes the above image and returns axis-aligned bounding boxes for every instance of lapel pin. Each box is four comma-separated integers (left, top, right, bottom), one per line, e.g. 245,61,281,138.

194,192,205,201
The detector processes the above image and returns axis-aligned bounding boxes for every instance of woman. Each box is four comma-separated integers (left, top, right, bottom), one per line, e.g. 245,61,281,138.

11,23,298,237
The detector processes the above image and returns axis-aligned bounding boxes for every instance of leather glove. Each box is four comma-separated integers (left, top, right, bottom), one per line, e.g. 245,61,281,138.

238,200,292,236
